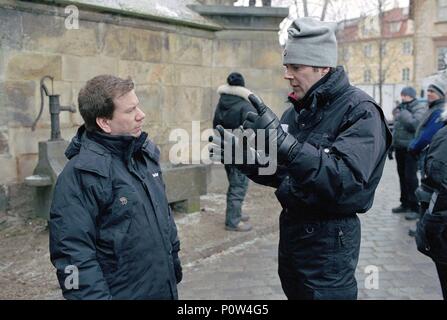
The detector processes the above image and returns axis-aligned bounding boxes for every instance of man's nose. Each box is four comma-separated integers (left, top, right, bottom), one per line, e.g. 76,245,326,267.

136,107,145,121
284,69,293,80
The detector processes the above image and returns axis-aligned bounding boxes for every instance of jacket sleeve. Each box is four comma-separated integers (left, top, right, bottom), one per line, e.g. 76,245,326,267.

241,165,287,189
423,128,447,190
284,103,389,208
409,110,444,154
398,104,426,133
49,170,112,300
167,207,182,283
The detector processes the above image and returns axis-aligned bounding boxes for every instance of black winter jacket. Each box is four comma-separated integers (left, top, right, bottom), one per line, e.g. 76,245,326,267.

49,126,181,300
246,67,391,218
213,84,257,130
423,121,447,213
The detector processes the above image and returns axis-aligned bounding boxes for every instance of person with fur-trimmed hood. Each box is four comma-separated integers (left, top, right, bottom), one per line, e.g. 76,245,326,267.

213,72,257,232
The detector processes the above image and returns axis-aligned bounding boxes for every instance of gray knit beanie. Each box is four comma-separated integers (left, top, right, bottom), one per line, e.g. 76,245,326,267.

428,75,447,98
401,86,416,98
283,17,338,67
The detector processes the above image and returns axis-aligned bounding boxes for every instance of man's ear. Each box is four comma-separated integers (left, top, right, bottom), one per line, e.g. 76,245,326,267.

96,117,111,134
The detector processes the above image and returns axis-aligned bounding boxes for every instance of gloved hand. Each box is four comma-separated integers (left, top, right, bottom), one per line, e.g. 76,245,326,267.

415,184,434,204
208,125,266,166
173,252,182,284
243,94,299,164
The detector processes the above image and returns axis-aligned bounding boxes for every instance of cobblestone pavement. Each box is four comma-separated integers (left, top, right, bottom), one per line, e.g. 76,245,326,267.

178,159,444,300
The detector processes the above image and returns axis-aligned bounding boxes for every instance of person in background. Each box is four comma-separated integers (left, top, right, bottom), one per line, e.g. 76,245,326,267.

407,77,446,224
213,72,256,232
390,87,426,217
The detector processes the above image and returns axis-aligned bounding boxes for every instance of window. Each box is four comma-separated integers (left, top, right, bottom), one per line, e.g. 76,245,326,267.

364,44,373,57
437,47,447,70
364,69,372,83
439,0,447,21
402,68,410,81
362,24,369,36
402,41,412,55
389,21,401,33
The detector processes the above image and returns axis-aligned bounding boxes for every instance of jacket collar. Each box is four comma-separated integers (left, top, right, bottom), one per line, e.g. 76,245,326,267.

428,98,445,109
288,66,350,113
65,125,159,177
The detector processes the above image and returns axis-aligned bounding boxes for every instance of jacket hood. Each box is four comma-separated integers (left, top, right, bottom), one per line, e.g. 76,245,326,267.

218,85,252,100
217,84,253,111
65,125,85,160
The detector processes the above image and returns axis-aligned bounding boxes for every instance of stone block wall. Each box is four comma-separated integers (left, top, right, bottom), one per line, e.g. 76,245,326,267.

0,0,288,208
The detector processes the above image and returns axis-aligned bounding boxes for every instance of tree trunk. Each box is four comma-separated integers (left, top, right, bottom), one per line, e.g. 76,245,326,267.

303,0,309,17
321,0,330,21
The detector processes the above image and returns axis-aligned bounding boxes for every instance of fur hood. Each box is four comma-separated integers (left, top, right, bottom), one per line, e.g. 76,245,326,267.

217,84,253,102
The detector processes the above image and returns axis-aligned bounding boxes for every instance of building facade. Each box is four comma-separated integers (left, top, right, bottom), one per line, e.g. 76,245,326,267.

337,7,414,120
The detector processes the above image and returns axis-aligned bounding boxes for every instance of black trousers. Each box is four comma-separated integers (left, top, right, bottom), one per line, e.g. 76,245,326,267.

395,147,419,211
278,214,361,300
224,165,249,228
435,262,447,300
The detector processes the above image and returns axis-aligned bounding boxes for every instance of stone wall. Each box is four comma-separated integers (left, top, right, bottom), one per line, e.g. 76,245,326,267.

0,0,288,209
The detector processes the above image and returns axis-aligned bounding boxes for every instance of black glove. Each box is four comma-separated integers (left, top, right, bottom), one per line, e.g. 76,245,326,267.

209,125,266,166
173,252,182,284
243,94,299,164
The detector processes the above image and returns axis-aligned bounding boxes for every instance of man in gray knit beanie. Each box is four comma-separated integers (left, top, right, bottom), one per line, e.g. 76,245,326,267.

211,16,390,300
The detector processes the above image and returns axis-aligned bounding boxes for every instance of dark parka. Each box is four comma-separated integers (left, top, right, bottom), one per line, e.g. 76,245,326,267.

246,67,391,216
392,98,427,149
213,84,257,130
49,126,181,300
243,67,391,298
423,114,447,214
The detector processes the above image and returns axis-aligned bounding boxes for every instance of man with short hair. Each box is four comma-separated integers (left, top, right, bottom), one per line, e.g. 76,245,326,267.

391,86,426,216
49,75,182,300
211,17,391,299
